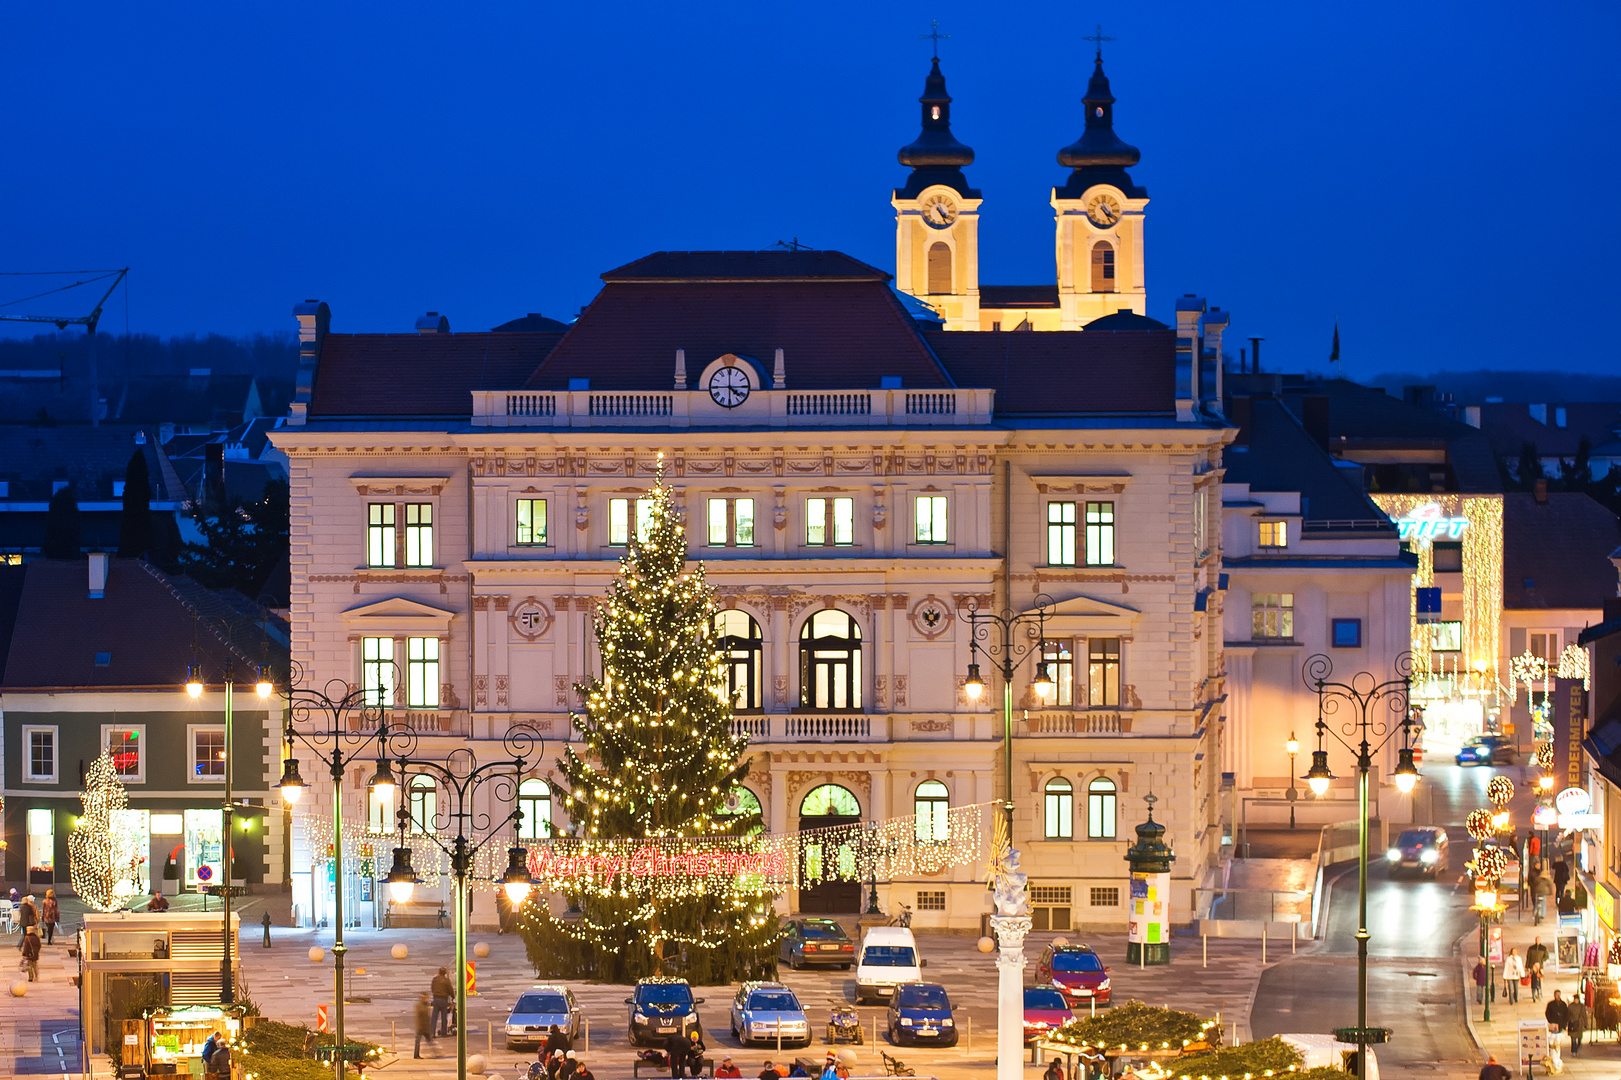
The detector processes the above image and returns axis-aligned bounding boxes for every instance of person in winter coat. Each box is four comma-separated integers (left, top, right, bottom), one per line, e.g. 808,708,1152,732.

1479,1054,1510,1080
543,1025,571,1058
1565,996,1589,1054
1545,990,1569,1034
1500,948,1525,1004
20,926,41,981
40,890,59,945
16,896,37,947
206,1041,232,1078
430,968,454,1037
414,993,434,1058
1473,958,1490,1004
1532,872,1555,923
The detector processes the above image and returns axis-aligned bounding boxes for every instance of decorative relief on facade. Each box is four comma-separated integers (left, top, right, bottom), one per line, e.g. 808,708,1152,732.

773,675,788,706
688,459,723,475
836,458,868,474
773,487,787,531
911,719,951,733
953,593,994,615
575,488,589,531
908,595,954,639
872,491,886,530
510,598,553,640
474,674,489,709
875,676,887,709
472,596,490,611
737,458,773,475
955,676,969,706
495,676,509,707
786,459,822,475
1123,684,1142,709
439,682,457,708
493,595,510,610
894,676,908,707
554,675,570,707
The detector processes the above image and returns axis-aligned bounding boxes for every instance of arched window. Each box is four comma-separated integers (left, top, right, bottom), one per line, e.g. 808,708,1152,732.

800,610,862,710
715,610,763,711
927,242,953,295
1090,242,1116,292
409,775,436,835
517,778,552,840
1087,777,1117,840
1044,777,1073,840
914,780,949,843
800,783,861,818
722,786,763,818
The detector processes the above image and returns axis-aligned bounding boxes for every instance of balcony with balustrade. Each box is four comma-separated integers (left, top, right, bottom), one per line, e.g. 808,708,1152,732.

470,387,995,430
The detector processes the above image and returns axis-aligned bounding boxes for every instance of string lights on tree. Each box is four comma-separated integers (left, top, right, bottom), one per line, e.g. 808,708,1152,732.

69,752,146,912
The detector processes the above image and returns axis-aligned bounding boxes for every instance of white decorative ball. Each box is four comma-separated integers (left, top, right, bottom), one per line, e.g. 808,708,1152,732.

10,981,27,997
473,941,491,959
308,946,326,962
836,1049,858,1067
977,936,995,954
467,1053,487,1074
1052,936,1069,947
391,944,409,960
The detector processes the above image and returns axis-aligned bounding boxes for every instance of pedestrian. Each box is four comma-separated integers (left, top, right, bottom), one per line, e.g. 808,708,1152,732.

1043,1058,1067,1080
414,993,434,1058
1545,990,1568,1041
16,895,37,947
1532,872,1554,923
716,1056,741,1078
202,1031,222,1068
1479,1054,1510,1080
1553,859,1570,898
758,1061,778,1080
820,1053,839,1080
561,1049,581,1080
1501,948,1524,1004
147,891,169,912
1529,961,1543,1002
1565,995,1588,1054
1473,958,1489,1004
40,890,59,945
544,1024,571,1057
686,1031,707,1079
207,1040,232,1079
574,1060,595,1080
430,967,454,1037
665,1032,691,1080
20,926,41,981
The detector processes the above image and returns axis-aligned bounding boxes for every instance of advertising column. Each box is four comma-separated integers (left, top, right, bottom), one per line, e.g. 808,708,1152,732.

1124,800,1175,966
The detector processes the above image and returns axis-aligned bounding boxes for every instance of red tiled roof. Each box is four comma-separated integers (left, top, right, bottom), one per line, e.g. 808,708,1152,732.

309,332,561,417
925,329,1176,414
526,280,954,391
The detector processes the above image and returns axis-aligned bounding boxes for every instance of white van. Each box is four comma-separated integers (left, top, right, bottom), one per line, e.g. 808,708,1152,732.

855,926,925,1003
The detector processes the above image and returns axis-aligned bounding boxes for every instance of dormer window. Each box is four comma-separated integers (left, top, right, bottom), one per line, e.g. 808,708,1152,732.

1258,521,1289,548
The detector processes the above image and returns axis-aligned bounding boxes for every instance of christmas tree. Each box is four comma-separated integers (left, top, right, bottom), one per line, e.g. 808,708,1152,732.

69,752,144,911
522,469,779,983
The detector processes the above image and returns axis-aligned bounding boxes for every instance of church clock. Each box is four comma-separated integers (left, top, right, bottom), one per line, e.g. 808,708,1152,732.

1086,193,1122,227
921,193,958,229
707,365,751,408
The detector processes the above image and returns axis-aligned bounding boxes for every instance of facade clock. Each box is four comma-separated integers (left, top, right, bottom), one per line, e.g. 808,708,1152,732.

1085,193,1122,228
921,193,958,229
708,366,751,408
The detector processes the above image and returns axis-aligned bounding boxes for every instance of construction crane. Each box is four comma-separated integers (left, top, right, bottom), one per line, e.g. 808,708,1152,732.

0,267,129,427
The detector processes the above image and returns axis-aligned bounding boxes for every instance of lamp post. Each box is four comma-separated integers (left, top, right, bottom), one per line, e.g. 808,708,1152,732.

1285,731,1299,829
1301,653,1419,1080
185,656,274,1007
961,594,1053,1080
380,729,542,1080
270,662,401,1078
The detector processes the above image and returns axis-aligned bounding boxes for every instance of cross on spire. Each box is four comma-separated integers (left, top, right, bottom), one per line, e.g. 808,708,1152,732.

921,19,949,60
1084,23,1114,61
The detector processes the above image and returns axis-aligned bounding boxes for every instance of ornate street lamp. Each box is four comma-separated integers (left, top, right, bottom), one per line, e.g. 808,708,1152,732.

1285,731,1300,828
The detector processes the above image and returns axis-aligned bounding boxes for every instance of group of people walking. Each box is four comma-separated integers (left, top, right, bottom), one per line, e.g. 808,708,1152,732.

9,888,60,982
412,967,460,1056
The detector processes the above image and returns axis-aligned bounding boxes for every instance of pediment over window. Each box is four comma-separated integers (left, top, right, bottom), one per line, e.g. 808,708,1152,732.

341,596,457,635
1030,593,1138,632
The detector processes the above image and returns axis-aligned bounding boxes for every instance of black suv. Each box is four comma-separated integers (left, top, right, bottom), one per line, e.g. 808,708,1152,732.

779,918,856,970
626,978,705,1047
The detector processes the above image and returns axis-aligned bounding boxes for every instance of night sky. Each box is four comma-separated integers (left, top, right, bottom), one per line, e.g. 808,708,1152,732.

3,1,1616,377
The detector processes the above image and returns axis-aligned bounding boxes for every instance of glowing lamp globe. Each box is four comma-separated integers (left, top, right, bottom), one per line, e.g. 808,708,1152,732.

963,663,984,701
1303,750,1335,797
501,846,534,905
1487,775,1515,807
1032,663,1055,701
255,679,273,699
186,679,204,699
385,846,417,903
1392,747,1420,794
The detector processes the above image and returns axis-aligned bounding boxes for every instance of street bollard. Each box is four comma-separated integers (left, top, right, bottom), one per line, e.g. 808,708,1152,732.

1202,934,1207,969
488,1020,493,1057
391,1021,396,1054
965,1016,971,1055
583,1017,589,1054
1292,921,1297,954
1261,924,1267,964
262,911,273,948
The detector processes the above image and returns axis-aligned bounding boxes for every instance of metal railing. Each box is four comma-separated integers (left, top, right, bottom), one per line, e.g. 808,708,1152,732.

469,387,995,428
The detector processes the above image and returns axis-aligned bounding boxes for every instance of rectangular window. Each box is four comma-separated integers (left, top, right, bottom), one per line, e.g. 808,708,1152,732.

1432,541,1463,573
708,498,728,545
518,785,553,840
1251,593,1296,640
1089,886,1120,907
1529,631,1560,663
1084,501,1115,566
1047,501,1077,566
1087,638,1121,707
1029,886,1072,932
1087,783,1117,840
1429,620,1463,652
362,636,396,708
515,499,547,546
409,779,436,835
105,725,145,783
1043,640,1075,707
407,636,440,709
23,726,57,783
1193,488,1208,557
914,495,948,544
27,807,54,878
191,726,226,781
706,498,756,547
1258,520,1289,548
367,503,396,567
609,497,657,545
1332,618,1363,649
915,890,946,911
403,503,433,566
806,497,855,546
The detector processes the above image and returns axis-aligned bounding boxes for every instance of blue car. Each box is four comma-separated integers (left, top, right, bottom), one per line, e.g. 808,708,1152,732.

1456,735,1516,766
886,982,958,1047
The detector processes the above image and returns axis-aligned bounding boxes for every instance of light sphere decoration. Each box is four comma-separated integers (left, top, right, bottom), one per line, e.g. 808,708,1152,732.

10,981,27,997
977,936,995,954
1487,776,1515,807
391,944,409,960
1466,809,1495,841
1536,742,1555,769
309,946,326,962
1473,846,1508,880
836,1049,859,1067
466,1053,487,1075
473,941,491,959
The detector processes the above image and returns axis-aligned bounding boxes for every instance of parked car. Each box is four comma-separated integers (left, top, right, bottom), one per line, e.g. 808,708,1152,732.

626,977,704,1047
730,981,811,1047
504,985,582,1050
1456,735,1516,766
779,917,856,970
1386,826,1449,879
1023,986,1075,1044
1035,943,1111,1006
855,926,925,1004
886,982,958,1047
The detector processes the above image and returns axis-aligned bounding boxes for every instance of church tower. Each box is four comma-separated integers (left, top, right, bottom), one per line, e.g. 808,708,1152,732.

1051,52,1149,329
891,56,982,331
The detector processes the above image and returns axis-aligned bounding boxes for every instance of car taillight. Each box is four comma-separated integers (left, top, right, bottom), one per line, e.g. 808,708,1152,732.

842,944,853,950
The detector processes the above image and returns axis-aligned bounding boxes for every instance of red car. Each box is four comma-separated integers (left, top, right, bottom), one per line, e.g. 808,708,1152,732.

1036,944,1111,1006
1023,986,1075,1044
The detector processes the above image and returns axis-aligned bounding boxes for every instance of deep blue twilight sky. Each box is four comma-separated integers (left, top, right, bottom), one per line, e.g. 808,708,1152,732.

3,2,1617,377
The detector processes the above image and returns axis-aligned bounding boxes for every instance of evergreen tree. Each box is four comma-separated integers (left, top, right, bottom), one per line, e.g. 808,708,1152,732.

521,471,778,984
1559,434,1594,490
69,752,145,911
118,449,154,558
1516,441,1544,487
42,484,81,558
179,479,289,599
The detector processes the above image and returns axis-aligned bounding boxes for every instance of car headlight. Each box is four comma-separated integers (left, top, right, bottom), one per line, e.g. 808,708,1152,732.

900,1017,914,1026
634,1013,647,1024
1420,849,1439,864
1097,979,1109,990
1386,848,1401,862
942,1018,954,1027
506,1025,524,1035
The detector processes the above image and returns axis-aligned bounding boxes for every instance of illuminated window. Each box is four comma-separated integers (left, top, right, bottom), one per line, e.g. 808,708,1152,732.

1429,620,1463,652
362,637,395,708
927,242,952,294
1043,640,1075,706
799,609,861,709
715,610,763,710
1047,501,1077,566
367,503,396,567
1088,638,1120,707
406,636,440,709
914,780,949,843
1087,777,1117,840
1251,593,1295,640
1258,520,1289,548
1043,778,1073,840
403,503,433,566
707,498,755,547
914,495,948,543
806,497,855,547
515,499,547,546
1193,488,1209,557
409,775,436,835
105,725,145,783
1084,502,1115,566
1090,242,1116,292
23,726,56,783
608,497,656,545
191,726,226,780
517,778,553,840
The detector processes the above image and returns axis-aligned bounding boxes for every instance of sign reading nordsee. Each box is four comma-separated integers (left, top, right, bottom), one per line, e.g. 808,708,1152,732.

1395,502,1468,542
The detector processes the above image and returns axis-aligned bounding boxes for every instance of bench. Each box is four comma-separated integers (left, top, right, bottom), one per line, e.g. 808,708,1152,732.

632,1056,714,1078
880,1052,914,1077
384,899,447,928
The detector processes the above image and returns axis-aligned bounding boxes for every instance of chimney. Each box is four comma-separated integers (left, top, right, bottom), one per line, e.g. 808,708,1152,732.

1174,295,1206,422
674,349,687,390
1201,307,1228,416
773,348,786,389
289,300,330,427
1248,337,1264,374
1534,478,1548,504
88,552,109,599
415,312,450,334
1529,403,1547,425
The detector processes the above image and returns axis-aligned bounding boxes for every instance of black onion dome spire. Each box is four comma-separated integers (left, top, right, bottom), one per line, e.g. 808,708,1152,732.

895,58,981,200
1055,56,1146,199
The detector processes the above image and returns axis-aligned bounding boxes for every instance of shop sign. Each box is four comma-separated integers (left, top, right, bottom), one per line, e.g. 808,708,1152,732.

1396,503,1468,542
1533,805,1559,828
1556,788,1592,816
1552,679,1589,794
1597,883,1619,933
